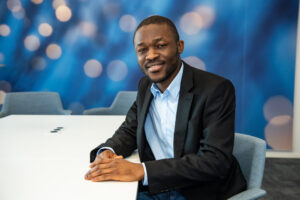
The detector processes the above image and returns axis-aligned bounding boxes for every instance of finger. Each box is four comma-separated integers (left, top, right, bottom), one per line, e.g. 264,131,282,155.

115,155,123,159
84,170,92,180
90,158,113,168
87,168,115,179
89,163,111,173
91,174,117,182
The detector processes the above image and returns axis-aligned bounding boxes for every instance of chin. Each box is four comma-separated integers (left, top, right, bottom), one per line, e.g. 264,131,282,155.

149,76,167,84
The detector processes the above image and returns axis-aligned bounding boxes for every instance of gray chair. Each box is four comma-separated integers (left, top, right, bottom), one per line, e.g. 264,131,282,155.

0,92,71,118
83,91,137,115
228,133,267,200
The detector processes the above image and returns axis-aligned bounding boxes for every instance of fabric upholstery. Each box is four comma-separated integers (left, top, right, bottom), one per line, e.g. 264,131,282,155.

0,92,70,117
83,91,137,115
228,133,267,200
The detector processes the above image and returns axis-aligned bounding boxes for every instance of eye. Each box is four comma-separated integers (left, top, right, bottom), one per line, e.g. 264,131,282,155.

137,48,147,54
157,43,167,49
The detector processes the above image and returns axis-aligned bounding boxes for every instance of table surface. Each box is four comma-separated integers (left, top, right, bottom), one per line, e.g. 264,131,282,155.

0,115,139,200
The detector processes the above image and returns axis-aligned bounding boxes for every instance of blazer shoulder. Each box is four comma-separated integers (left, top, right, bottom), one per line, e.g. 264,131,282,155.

184,63,235,94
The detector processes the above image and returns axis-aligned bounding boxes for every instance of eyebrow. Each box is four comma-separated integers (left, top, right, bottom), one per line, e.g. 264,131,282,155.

136,37,164,47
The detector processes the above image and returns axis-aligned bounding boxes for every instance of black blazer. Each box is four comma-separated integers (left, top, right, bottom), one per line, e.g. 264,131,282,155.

90,62,246,200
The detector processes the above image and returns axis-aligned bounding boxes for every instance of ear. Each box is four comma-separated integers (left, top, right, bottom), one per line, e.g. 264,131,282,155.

177,40,184,54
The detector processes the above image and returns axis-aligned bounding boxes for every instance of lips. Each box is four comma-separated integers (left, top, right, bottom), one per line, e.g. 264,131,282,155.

145,62,165,72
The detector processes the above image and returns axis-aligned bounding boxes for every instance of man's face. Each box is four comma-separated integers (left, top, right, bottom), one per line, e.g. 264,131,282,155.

134,24,184,85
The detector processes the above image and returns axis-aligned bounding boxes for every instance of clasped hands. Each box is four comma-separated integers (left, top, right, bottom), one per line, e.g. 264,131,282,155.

84,150,144,182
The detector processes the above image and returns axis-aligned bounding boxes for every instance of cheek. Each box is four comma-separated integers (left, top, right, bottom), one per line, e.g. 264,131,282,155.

137,56,145,66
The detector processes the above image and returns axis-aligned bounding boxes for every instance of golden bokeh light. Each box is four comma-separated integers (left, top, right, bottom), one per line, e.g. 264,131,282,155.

12,7,25,19
84,59,103,78
24,35,40,51
52,0,66,9
79,22,97,37
46,44,62,60
0,24,11,37
55,5,72,22
7,0,22,12
38,23,53,37
180,12,204,35
31,0,43,4
0,90,6,105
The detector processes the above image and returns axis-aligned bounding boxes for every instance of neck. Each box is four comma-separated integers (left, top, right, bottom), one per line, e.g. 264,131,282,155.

157,61,182,93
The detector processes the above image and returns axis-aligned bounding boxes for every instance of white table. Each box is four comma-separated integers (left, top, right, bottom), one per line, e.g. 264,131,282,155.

0,115,139,200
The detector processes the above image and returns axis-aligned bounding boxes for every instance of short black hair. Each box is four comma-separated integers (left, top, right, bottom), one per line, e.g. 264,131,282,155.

133,15,180,42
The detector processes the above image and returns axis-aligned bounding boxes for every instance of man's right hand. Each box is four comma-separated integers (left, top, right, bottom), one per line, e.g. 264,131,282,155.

84,150,123,180
96,149,118,160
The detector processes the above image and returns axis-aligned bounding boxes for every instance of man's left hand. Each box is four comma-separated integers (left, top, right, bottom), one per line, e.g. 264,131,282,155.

84,157,144,182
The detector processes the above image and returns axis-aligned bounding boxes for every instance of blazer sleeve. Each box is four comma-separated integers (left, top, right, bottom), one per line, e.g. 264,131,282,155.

89,99,139,163
144,79,236,194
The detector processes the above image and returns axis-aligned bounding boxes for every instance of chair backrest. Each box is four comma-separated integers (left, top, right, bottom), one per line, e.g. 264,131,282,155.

83,91,137,115
233,133,266,189
0,92,70,117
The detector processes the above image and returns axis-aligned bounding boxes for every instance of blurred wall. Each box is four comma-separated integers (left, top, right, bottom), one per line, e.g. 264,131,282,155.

0,0,298,150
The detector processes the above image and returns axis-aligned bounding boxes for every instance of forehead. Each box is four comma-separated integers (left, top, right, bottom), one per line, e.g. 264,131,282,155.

134,24,175,46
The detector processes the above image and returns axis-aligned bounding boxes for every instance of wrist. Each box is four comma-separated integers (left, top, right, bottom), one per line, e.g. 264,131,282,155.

136,163,145,181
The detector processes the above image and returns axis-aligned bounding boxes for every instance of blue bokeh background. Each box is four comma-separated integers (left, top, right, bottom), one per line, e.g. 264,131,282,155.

0,0,298,149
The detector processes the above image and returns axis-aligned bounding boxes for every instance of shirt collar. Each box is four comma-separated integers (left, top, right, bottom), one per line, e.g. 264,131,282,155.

150,62,184,98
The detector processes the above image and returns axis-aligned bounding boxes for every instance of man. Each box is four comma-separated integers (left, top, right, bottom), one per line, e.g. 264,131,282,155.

85,15,246,200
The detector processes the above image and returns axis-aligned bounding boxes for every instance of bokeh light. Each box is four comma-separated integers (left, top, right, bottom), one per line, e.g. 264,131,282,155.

119,14,137,32
183,56,206,71
265,116,293,150
263,95,293,150
84,59,103,78
0,81,12,92
31,0,43,4
7,0,22,12
106,60,128,81
31,57,46,70
12,7,25,19
0,90,6,105
55,5,72,22
270,115,292,126
38,23,53,37
0,24,11,37
194,5,216,28
263,96,293,121
102,2,121,18
180,12,204,35
24,35,40,51
79,21,97,37
46,44,62,59
0,53,4,62
52,0,66,9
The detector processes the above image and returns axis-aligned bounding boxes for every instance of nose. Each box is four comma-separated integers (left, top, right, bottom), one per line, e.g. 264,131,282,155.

146,48,159,61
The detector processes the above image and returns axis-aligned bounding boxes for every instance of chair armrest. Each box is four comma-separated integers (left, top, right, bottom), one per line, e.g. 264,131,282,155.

227,188,266,200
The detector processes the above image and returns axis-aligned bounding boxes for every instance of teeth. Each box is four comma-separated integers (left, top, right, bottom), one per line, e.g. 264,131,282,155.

148,64,162,72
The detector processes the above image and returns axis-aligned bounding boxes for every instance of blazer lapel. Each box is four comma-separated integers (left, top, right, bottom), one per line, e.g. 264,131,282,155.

137,83,153,161
174,63,194,158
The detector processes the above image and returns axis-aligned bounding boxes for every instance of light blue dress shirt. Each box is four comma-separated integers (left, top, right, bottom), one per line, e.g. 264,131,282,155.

142,63,184,185
99,63,184,186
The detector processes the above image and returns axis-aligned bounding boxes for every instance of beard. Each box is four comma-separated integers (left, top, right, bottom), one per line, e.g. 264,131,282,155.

149,49,181,84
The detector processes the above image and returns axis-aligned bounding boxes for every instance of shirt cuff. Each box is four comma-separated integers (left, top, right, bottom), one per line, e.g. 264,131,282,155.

96,147,116,156
142,163,148,186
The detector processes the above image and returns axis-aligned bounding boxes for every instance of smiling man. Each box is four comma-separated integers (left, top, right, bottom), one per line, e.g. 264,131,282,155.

85,15,246,200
